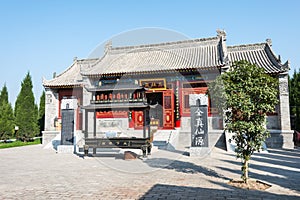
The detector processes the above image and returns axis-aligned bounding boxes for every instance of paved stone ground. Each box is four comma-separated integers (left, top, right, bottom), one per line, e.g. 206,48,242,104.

0,145,299,199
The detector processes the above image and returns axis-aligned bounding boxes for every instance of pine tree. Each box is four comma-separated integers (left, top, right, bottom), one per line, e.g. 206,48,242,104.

38,91,45,135
15,72,38,141
0,84,15,141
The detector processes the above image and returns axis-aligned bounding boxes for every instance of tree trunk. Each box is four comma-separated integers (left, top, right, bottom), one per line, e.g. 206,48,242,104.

242,159,249,184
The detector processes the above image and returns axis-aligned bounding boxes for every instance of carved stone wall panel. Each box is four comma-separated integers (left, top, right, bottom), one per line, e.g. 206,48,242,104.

279,79,289,95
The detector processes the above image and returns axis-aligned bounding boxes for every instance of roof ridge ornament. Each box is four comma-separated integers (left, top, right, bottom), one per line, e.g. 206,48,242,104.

266,38,272,46
104,40,112,53
282,60,290,71
216,29,226,40
216,29,228,65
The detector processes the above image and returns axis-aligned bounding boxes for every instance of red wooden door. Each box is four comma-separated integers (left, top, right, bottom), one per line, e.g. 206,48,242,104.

134,111,144,129
163,90,174,128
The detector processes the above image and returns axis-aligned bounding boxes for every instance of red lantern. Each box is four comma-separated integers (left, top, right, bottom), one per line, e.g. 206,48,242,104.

138,114,143,123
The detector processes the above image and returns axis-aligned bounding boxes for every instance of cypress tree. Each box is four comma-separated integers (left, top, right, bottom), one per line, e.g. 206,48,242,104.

38,91,45,135
0,84,15,141
0,84,9,105
15,72,38,141
289,69,300,131
34,103,39,133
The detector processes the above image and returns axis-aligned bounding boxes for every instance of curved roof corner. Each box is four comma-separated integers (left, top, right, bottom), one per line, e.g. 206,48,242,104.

228,41,289,74
43,60,83,88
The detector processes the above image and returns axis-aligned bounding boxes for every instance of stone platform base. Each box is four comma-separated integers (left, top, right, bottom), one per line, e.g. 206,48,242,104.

57,145,74,153
266,130,294,149
42,131,60,146
189,147,211,157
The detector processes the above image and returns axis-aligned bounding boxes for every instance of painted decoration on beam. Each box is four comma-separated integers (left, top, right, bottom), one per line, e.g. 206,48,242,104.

190,94,208,147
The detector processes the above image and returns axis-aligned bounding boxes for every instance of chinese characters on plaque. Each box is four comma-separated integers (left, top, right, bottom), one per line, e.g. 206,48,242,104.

190,94,208,147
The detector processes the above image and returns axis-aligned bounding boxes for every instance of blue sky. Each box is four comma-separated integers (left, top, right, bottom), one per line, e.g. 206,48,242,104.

0,0,300,105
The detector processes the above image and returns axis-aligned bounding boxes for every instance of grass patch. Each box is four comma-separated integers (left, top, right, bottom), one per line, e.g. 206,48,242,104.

0,139,41,149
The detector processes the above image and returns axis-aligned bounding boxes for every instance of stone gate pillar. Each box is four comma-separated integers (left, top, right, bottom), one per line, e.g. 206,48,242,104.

278,73,293,148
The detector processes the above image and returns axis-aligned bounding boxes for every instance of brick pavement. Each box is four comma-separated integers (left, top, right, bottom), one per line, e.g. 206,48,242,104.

0,145,299,199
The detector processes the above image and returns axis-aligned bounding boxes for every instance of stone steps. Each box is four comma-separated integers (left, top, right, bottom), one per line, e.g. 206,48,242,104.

176,132,191,151
152,130,174,149
152,141,168,149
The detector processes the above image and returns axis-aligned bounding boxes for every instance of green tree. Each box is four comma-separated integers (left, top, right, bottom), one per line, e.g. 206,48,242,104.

289,69,300,131
0,84,15,141
38,91,45,135
34,103,39,133
15,72,38,141
0,84,9,104
208,60,279,183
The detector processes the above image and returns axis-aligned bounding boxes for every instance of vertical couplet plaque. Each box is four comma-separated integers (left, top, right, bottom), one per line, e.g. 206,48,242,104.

190,94,208,147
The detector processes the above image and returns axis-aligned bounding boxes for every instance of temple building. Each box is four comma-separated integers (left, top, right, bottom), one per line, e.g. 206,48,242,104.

42,30,293,153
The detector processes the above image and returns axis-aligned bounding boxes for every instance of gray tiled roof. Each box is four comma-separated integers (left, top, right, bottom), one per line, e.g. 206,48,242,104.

42,59,97,87
227,42,289,73
42,61,80,87
43,31,289,88
80,36,224,76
